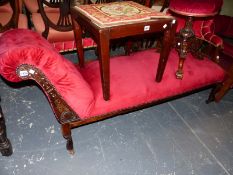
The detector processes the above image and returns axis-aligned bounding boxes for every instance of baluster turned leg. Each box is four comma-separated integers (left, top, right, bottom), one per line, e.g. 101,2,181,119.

0,104,12,156
61,123,74,155
176,16,194,79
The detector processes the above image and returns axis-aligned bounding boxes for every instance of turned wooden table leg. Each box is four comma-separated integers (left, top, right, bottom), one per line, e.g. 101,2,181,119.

98,30,110,101
0,104,12,156
156,19,177,82
72,18,85,68
176,16,194,79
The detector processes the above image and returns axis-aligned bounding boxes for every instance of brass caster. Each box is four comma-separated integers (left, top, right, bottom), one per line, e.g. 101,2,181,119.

68,149,75,155
176,70,183,79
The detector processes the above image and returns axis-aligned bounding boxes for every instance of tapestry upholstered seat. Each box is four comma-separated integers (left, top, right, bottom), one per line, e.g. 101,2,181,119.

0,29,226,154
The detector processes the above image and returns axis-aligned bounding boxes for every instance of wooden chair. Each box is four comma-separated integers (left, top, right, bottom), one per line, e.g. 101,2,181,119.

23,0,59,28
0,0,27,33
30,0,96,54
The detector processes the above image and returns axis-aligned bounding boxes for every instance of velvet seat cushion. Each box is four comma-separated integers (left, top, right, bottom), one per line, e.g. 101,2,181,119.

169,0,223,17
0,29,225,120
0,13,28,29
82,49,225,118
0,29,95,118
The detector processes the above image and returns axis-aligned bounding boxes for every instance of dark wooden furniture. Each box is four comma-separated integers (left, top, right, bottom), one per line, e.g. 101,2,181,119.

36,0,72,39
0,29,226,154
0,101,12,156
71,1,176,101
31,0,95,54
168,0,223,79
0,0,19,32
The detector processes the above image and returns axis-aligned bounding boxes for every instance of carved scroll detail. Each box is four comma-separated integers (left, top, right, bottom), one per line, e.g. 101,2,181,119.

16,64,80,124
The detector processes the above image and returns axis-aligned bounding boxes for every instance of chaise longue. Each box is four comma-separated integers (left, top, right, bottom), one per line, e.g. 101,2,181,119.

0,29,226,155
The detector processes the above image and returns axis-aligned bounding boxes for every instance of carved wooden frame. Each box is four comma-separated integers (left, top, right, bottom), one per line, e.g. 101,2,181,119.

16,64,80,124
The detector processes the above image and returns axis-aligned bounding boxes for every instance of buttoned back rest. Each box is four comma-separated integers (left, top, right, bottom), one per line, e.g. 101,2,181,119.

37,0,72,39
0,0,19,33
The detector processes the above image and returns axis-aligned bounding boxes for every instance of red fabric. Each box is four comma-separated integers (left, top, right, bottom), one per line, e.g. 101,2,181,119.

213,15,233,58
52,38,97,53
0,29,225,120
169,0,223,16
81,49,225,118
222,41,233,58
214,15,233,39
0,29,95,118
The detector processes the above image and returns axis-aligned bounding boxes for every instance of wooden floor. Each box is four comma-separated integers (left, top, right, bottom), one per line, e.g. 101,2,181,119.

0,50,233,175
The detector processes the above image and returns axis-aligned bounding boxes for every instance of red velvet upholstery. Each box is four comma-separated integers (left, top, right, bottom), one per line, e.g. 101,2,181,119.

214,15,233,39
169,0,223,17
0,29,226,119
0,29,95,117
214,14,233,58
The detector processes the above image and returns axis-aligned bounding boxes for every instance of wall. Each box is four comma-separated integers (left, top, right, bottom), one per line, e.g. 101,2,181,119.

221,0,233,16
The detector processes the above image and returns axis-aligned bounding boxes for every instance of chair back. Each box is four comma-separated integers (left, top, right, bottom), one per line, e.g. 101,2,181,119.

37,0,73,38
0,0,19,33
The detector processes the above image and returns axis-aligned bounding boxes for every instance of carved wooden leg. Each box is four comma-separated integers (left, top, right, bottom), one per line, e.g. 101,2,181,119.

176,16,194,79
215,77,233,102
61,123,74,155
0,105,12,156
206,83,222,103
